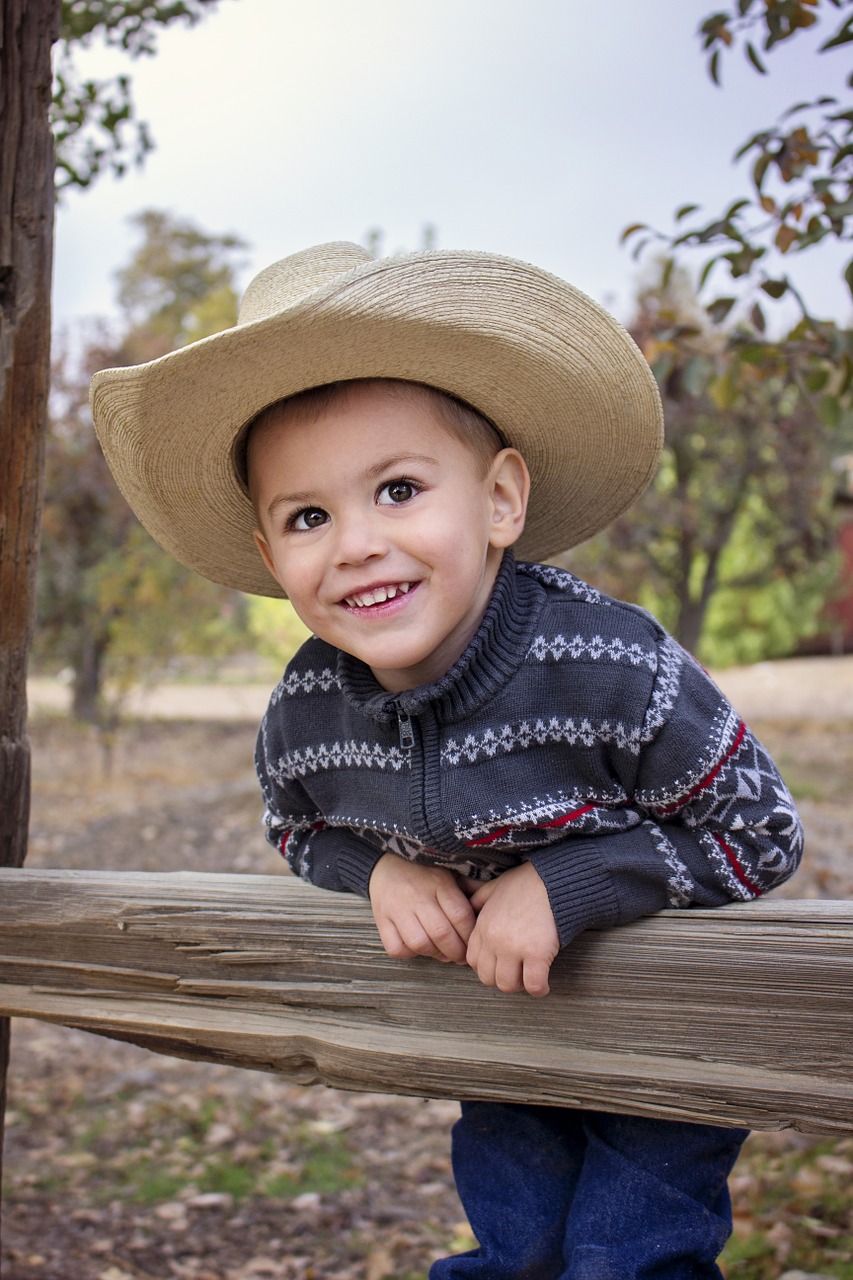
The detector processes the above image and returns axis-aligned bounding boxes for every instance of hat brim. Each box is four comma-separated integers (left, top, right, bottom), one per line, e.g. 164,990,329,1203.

90,248,663,598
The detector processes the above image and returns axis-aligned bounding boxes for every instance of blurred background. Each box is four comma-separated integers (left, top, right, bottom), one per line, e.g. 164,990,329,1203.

6,6,853,1279
33,0,853,725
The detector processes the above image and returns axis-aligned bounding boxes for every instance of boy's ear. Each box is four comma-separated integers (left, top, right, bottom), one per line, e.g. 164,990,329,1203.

488,448,530,550
253,528,284,590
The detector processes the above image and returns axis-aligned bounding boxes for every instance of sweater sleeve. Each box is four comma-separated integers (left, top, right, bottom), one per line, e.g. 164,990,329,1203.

529,638,804,947
255,711,383,898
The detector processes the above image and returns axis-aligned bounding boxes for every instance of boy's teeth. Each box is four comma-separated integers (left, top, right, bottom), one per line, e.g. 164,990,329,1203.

346,582,412,608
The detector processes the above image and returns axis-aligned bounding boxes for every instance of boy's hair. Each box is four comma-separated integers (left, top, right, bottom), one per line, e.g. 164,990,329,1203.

238,379,507,497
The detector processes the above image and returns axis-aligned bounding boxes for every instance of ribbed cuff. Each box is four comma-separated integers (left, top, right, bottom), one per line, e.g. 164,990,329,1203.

336,841,384,898
528,840,621,947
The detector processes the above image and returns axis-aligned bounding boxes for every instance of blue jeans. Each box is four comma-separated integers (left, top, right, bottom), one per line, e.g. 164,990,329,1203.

430,1102,749,1280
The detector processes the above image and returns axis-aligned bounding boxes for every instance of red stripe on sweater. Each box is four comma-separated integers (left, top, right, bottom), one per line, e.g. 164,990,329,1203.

714,832,762,896
467,803,595,847
280,822,325,858
657,721,747,816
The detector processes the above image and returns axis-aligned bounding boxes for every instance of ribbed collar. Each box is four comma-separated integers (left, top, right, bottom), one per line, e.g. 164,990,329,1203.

338,551,545,724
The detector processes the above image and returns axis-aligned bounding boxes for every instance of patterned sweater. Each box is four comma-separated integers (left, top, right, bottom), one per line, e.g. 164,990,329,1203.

255,555,803,946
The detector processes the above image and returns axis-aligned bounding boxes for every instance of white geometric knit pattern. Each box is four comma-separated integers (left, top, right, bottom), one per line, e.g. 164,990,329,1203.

442,715,645,766
269,667,341,706
651,729,803,892
522,562,604,603
527,632,657,670
639,635,683,744
646,822,695,908
274,738,408,781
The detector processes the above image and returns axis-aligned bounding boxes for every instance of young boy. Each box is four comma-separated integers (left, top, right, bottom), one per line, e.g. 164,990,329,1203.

91,241,803,1280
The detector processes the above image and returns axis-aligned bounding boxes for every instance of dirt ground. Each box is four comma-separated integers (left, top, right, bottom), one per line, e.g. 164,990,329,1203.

3,660,853,1280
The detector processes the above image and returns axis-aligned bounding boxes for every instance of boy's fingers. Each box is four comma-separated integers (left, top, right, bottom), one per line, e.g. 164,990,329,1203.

421,909,469,963
467,928,553,997
377,919,415,960
437,887,477,941
493,955,525,995
468,880,500,912
522,958,551,999
385,905,467,964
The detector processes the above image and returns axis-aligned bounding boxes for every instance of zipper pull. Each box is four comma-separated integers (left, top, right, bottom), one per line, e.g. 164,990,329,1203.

397,708,415,754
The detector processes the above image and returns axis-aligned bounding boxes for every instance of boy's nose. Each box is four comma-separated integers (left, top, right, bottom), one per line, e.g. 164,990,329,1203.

331,512,388,567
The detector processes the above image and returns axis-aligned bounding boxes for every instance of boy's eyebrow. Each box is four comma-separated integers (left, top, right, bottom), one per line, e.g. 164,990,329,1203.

362,452,440,481
266,490,319,519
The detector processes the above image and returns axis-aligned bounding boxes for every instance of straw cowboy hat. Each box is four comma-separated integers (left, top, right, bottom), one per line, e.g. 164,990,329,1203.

90,241,664,598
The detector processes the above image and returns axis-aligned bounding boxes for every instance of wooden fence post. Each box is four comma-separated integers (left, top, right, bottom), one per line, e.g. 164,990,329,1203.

2,869,852,1135
0,0,59,1243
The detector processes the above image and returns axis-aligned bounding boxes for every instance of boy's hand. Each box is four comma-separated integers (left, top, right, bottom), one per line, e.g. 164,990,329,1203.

466,862,559,998
369,853,476,966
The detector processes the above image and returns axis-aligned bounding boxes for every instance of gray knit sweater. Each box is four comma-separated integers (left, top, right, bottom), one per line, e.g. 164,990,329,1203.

255,555,803,946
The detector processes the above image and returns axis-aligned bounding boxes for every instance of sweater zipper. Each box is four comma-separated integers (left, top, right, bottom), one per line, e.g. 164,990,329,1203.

397,707,416,755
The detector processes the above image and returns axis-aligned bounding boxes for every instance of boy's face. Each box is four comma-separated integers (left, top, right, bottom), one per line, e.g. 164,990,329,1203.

250,382,528,692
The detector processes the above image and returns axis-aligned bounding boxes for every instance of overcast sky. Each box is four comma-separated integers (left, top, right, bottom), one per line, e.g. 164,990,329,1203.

52,0,851,333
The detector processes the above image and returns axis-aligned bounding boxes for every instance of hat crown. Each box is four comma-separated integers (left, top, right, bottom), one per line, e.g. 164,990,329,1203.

238,242,373,325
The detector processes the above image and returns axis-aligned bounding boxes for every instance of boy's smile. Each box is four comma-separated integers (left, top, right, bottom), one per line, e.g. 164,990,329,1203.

249,381,528,692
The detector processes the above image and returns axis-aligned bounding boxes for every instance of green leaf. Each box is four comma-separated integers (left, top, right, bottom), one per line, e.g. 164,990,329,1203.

737,343,770,365
761,278,789,299
820,15,853,52
805,366,831,393
750,303,767,333
707,372,738,409
845,257,853,300
709,48,722,86
675,203,700,221
682,356,710,397
830,143,853,169
840,353,853,397
746,42,767,74
735,128,771,159
752,152,771,191
651,354,675,386
707,296,736,325
818,394,842,428
724,198,750,220
620,222,647,242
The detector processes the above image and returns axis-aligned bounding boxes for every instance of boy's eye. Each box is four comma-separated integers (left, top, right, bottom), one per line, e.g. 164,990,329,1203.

377,479,418,506
290,507,328,531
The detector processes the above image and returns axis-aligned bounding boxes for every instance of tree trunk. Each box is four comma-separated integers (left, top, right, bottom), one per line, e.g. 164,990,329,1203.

71,626,108,723
0,0,59,1240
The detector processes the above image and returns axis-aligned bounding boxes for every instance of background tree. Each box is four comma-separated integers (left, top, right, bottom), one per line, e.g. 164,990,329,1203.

625,0,853,338
35,210,252,722
53,0,223,191
563,264,840,662
600,0,853,661
1,0,224,1229
0,6,57,1218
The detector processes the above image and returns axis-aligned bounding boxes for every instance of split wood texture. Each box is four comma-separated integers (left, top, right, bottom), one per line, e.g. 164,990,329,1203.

1,868,851,1135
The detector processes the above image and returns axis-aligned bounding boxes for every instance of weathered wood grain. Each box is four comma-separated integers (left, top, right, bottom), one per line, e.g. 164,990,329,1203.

1,0,61,1232
1,868,851,1134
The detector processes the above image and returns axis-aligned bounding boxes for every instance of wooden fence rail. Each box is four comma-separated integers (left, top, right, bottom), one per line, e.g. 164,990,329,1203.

1,868,852,1135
